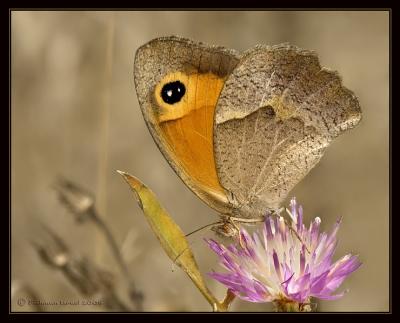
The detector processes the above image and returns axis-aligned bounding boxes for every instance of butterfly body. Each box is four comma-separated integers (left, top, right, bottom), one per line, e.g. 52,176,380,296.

134,36,361,225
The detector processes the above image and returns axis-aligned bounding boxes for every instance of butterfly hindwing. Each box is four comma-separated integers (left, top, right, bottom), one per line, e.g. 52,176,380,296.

213,44,361,217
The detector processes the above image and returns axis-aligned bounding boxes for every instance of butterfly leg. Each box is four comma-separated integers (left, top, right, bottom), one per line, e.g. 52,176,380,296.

226,218,245,248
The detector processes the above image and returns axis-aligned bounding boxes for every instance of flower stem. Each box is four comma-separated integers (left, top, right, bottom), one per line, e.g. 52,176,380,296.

273,297,315,312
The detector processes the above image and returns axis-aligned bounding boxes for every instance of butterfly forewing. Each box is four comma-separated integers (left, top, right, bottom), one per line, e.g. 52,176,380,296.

134,36,240,215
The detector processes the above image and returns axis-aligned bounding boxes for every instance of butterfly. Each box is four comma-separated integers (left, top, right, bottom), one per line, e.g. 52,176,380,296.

133,36,361,235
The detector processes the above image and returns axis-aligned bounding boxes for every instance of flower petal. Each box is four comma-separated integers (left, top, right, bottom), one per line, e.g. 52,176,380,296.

206,198,361,307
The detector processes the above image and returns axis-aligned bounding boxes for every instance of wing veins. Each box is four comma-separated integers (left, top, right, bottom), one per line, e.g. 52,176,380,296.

247,124,283,200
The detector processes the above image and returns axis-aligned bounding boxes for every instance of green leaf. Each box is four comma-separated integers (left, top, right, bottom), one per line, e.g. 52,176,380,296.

117,170,230,311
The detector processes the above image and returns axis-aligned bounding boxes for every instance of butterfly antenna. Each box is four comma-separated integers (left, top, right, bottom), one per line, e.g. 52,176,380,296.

170,221,224,269
185,221,222,238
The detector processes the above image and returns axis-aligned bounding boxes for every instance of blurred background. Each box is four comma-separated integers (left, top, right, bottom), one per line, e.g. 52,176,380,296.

11,11,389,312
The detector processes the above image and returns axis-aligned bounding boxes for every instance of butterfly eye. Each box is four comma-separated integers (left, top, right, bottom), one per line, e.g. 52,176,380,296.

161,81,186,104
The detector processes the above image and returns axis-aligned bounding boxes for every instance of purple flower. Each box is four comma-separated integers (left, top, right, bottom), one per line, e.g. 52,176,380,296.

206,198,361,307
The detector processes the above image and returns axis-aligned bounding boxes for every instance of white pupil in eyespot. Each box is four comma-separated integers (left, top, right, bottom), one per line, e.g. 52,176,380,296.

167,90,173,97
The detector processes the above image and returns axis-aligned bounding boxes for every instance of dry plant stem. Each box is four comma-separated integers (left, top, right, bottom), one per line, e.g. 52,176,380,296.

24,288,45,312
95,11,114,241
32,240,131,311
88,207,144,311
53,178,144,311
70,259,132,312
62,266,130,311
103,292,132,311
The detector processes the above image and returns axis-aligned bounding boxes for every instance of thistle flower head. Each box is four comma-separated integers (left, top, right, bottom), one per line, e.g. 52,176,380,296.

206,198,361,308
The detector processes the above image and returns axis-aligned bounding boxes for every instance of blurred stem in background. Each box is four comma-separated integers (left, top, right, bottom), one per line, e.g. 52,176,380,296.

95,11,114,270
53,178,144,311
88,207,144,310
31,224,131,311
11,280,45,312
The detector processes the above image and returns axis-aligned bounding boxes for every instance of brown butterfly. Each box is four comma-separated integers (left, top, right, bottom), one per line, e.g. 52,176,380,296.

134,36,361,235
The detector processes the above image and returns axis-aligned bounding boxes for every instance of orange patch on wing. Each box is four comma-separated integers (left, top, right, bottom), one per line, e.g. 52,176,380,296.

156,72,226,199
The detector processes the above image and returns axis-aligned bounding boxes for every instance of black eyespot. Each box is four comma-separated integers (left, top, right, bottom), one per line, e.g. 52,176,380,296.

161,81,186,104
